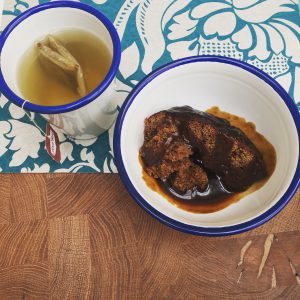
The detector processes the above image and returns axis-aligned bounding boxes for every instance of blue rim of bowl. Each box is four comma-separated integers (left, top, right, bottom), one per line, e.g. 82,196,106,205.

0,1,121,114
114,55,300,236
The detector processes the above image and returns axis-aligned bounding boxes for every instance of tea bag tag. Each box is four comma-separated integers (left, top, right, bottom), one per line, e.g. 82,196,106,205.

45,123,61,163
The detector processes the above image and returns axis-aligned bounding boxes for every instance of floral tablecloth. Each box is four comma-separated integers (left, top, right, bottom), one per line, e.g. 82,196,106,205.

0,0,299,173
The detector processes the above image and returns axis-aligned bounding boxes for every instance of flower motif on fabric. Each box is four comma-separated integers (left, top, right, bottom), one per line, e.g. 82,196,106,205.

165,0,299,102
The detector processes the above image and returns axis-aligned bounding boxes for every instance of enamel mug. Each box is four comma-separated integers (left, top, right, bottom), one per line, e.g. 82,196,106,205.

0,1,121,139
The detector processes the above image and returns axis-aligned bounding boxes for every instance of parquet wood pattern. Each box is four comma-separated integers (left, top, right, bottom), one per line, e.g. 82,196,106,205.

0,174,299,299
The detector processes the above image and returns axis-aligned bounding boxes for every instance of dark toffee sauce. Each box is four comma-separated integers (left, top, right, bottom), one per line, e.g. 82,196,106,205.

140,107,276,213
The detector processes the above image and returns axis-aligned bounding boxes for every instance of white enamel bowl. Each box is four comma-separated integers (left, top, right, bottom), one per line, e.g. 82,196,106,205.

114,56,300,236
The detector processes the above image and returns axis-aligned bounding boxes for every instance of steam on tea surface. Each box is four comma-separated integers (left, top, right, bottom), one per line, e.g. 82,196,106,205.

18,29,112,106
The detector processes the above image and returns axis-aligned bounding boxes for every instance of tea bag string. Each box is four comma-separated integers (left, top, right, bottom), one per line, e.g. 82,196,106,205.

21,100,75,141
21,100,49,137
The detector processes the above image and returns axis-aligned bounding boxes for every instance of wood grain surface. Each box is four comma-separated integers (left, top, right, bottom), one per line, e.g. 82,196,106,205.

0,173,299,299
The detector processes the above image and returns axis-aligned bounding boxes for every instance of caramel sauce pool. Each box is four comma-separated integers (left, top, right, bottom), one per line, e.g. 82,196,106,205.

140,107,277,213
18,29,112,106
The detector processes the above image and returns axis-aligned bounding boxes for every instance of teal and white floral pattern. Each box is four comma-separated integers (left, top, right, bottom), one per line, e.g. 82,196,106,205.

0,0,299,173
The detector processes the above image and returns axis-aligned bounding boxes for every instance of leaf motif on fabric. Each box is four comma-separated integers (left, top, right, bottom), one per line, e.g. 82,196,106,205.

6,120,44,167
168,10,197,40
248,25,271,61
60,142,74,163
161,0,192,29
167,39,199,60
136,0,174,74
80,148,95,163
260,24,284,55
270,22,300,64
119,42,140,79
231,25,253,50
203,11,236,36
103,153,117,173
0,94,8,109
8,103,25,119
0,121,11,157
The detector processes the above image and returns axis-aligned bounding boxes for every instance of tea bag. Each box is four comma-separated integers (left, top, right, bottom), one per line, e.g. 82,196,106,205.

37,35,86,97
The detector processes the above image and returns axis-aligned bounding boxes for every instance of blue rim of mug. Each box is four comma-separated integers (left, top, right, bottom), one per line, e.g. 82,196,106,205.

114,55,300,236
0,1,121,114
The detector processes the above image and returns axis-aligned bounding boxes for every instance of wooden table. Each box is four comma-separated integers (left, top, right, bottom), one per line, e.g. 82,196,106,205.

0,174,299,299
